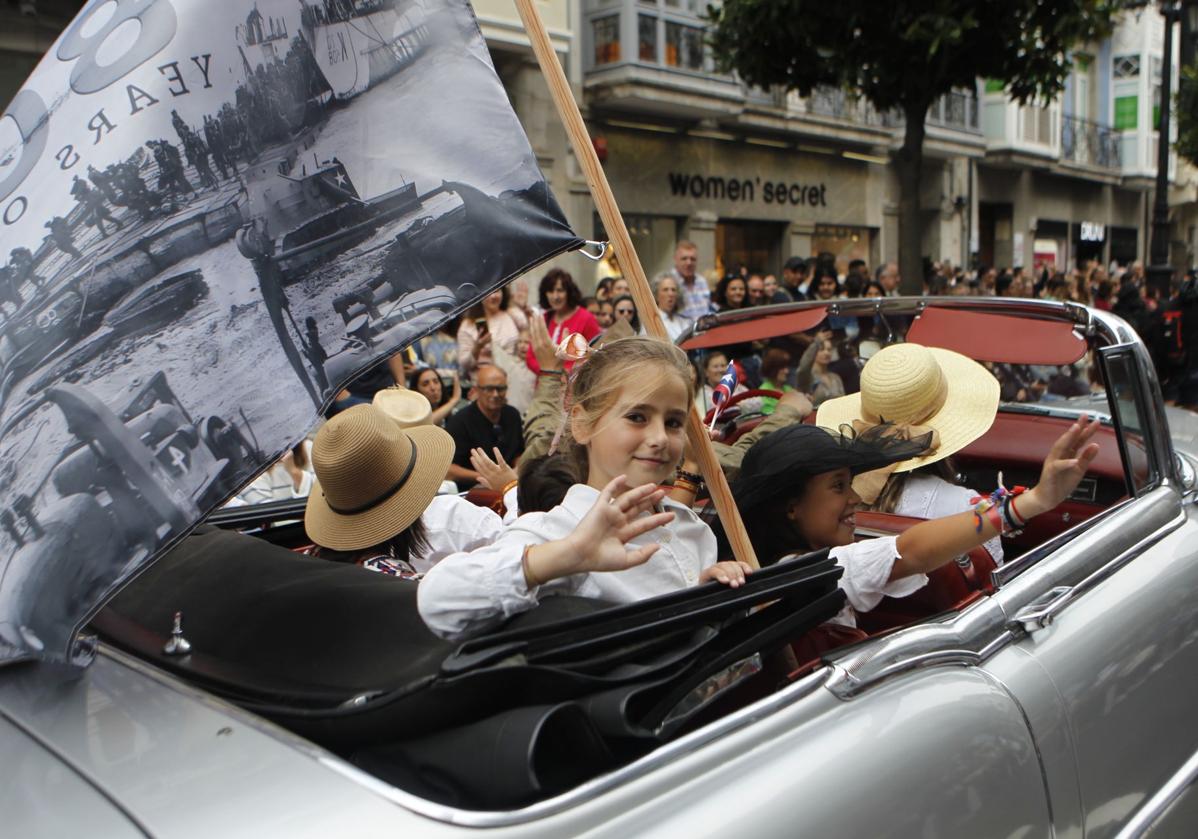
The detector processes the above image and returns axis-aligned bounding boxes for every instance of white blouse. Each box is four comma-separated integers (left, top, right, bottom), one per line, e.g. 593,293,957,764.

418,483,717,639
413,495,505,574
893,474,1004,565
828,535,928,627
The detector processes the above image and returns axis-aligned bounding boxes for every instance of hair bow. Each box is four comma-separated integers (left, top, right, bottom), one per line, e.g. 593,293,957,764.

847,420,941,504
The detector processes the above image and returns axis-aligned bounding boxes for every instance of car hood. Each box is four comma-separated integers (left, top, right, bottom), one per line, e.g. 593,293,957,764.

0,0,580,665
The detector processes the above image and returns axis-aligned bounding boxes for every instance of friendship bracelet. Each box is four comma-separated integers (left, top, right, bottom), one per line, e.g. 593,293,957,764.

675,469,704,486
521,544,541,588
673,478,700,495
537,368,567,377
501,479,519,496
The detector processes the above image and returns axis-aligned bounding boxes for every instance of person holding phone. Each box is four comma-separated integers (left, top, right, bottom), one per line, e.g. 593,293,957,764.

457,287,519,383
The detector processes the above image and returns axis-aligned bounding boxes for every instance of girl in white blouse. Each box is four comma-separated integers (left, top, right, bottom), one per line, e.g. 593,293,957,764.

418,336,750,640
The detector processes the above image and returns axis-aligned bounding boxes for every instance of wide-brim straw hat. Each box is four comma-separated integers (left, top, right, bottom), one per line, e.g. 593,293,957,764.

373,386,432,428
305,404,454,551
816,343,999,473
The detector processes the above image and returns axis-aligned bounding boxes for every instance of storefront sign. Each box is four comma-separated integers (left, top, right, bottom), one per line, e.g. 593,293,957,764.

1079,221,1106,242
667,172,828,207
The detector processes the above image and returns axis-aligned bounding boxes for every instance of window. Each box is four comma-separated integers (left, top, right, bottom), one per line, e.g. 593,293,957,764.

1113,54,1141,79
665,21,704,70
593,15,620,65
638,14,657,61
1114,95,1138,131
1101,349,1157,495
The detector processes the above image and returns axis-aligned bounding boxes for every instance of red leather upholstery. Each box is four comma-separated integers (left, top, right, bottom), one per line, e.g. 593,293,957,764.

851,511,996,635
464,487,506,515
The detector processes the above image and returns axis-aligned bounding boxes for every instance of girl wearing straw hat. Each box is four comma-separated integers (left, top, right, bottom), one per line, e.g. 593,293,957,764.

816,342,1004,564
304,403,504,578
728,415,1100,628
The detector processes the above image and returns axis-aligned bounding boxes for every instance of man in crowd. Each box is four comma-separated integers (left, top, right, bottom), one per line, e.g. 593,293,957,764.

446,364,524,489
746,273,766,306
877,262,901,296
671,240,711,320
773,256,808,303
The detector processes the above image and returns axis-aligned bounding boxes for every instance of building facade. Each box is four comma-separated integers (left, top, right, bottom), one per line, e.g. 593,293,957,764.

560,0,1187,286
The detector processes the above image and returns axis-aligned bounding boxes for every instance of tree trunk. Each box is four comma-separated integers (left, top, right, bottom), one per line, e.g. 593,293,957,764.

895,100,930,296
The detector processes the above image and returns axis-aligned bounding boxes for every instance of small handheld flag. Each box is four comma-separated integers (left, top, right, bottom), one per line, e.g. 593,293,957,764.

709,362,738,430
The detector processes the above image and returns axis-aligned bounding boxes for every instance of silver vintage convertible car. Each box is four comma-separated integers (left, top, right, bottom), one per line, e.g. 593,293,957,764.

3,294,1198,838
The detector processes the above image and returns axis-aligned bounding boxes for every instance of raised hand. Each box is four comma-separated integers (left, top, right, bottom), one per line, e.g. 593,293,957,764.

470,446,517,491
560,476,673,574
1023,414,1101,517
529,312,558,371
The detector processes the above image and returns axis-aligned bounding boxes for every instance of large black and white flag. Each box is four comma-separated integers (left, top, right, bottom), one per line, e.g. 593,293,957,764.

0,0,582,663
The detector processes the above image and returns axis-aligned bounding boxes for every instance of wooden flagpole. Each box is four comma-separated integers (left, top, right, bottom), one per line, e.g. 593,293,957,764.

513,0,759,570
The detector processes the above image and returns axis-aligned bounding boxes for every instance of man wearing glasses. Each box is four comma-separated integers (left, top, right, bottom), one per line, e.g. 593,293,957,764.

446,365,525,490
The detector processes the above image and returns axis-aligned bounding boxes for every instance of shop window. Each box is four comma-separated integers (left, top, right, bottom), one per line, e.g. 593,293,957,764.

593,15,621,66
1113,54,1140,79
665,21,704,70
1114,95,1138,131
638,14,657,62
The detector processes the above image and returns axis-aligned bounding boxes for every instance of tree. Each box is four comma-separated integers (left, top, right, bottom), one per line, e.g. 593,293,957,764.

707,0,1124,293
1178,65,1198,168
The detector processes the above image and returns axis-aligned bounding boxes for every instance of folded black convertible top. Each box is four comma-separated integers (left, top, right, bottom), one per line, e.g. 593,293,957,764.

96,525,845,808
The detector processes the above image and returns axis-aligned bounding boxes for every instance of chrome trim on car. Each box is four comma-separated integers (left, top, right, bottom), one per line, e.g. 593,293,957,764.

1114,745,1198,838
826,487,1184,699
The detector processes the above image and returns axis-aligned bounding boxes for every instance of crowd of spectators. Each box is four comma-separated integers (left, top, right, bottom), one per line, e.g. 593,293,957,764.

287,239,1198,512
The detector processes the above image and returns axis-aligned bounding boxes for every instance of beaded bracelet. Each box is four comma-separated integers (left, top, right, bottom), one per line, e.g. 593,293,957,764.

537,368,567,377
676,468,704,486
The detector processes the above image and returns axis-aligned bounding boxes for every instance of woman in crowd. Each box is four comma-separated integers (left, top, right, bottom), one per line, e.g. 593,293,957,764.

304,403,503,578
458,287,519,382
758,347,795,415
612,294,642,334
654,273,693,342
419,337,751,639
808,266,841,301
796,330,846,407
414,318,460,376
527,267,602,374
611,276,632,298
726,415,1098,628
408,366,462,427
862,280,885,299
817,342,1004,564
713,274,749,312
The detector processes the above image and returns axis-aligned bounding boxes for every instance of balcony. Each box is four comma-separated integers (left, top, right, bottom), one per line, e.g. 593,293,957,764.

1060,115,1121,170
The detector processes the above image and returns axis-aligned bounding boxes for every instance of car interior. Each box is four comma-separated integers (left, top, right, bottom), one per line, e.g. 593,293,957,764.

91,302,1145,813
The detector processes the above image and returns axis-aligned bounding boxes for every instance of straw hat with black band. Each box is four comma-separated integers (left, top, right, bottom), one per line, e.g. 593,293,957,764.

816,343,999,502
305,404,454,552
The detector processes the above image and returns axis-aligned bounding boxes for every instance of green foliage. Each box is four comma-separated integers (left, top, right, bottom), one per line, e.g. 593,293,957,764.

707,0,1126,115
1178,65,1198,168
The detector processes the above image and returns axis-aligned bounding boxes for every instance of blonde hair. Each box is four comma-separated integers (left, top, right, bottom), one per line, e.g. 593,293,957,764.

567,337,694,476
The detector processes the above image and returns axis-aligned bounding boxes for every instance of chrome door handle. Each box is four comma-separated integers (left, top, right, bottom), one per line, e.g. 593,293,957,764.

1009,585,1073,634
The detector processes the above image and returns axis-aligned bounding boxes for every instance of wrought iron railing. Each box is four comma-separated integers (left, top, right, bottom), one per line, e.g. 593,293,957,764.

1060,115,1121,169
